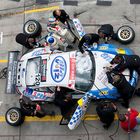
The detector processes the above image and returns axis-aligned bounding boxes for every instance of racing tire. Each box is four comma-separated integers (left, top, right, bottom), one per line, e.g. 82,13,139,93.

23,20,42,37
117,25,135,44
5,107,25,126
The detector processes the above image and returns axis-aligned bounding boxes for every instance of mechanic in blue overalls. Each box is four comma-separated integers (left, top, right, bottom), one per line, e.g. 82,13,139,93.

78,33,100,55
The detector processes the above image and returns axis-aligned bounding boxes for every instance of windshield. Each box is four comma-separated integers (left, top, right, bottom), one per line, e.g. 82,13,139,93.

75,51,95,92
26,57,48,86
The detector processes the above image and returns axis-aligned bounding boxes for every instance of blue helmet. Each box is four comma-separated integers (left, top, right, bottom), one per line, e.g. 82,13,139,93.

47,36,55,44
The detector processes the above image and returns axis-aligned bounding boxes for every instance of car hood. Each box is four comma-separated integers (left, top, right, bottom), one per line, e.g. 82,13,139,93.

91,51,130,90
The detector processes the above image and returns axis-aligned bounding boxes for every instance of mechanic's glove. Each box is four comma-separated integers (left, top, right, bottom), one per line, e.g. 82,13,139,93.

36,104,41,111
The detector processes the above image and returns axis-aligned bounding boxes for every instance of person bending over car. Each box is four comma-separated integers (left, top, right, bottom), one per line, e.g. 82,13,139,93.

110,54,140,75
15,33,40,49
96,101,117,129
78,33,100,54
54,87,76,121
98,24,116,43
106,71,140,108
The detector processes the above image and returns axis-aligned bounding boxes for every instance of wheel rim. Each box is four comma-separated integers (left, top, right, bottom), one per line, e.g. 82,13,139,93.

118,27,133,41
25,21,37,34
7,109,19,124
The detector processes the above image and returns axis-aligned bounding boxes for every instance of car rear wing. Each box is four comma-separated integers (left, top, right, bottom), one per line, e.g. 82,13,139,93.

67,18,85,40
6,51,20,94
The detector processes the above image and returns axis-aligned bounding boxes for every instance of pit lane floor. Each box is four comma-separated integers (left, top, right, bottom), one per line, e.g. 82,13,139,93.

1,0,140,140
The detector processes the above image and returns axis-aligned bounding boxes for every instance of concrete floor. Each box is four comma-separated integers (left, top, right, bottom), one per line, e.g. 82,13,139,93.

0,0,140,140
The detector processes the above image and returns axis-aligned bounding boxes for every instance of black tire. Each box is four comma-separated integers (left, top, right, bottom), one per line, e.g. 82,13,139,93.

117,25,135,44
5,107,25,126
23,20,42,37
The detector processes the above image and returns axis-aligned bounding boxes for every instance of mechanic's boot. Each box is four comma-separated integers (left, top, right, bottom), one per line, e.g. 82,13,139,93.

67,45,73,49
121,102,129,108
135,88,140,96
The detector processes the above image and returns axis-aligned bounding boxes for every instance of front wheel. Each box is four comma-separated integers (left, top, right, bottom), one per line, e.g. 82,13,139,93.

5,107,25,126
23,19,42,37
117,25,135,44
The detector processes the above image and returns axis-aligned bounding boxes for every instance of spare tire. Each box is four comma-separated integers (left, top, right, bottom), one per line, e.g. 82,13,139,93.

117,25,135,44
23,20,42,37
5,107,25,126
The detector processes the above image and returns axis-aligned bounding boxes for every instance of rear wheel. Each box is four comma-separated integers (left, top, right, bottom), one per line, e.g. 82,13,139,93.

5,107,25,126
117,25,135,44
23,20,42,37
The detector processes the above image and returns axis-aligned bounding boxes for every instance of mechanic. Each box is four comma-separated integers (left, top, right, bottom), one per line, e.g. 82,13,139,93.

19,95,55,117
98,24,115,43
53,9,78,41
96,101,117,129
110,54,140,75
106,71,140,108
53,9,70,24
119,108,140,132
54,87,76,121
15,33,37,49
78,33,100,54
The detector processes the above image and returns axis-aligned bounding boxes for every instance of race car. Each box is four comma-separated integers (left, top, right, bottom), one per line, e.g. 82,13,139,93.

5,43,138,127
5,18,137,127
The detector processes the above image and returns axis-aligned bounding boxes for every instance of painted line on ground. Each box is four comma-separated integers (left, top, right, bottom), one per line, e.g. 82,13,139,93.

1,113,140,123
0,60,8,63
0,32,3,45
24,6,60,14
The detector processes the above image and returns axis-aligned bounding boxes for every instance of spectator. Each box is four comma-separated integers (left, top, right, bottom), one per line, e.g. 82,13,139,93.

98,24,115,43
110,54,140,74
78,33,100,54
119,108,140,132
96,101,117,129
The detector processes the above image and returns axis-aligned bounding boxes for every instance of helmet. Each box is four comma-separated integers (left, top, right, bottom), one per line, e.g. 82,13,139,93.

46,36,57,46
48,15,56,24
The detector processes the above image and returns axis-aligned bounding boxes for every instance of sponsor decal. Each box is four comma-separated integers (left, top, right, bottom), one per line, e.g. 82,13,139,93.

70,58,76,80
100,53,113,62
116,48,125,54
99,46,108,50
99,90,108,96
51,56,67,82
31,48,46,56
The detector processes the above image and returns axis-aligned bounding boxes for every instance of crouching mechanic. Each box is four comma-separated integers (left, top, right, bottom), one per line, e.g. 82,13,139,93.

110,54,140,75
19,95,46,118
106,71,140,108
78,33,100,55
98,24,115,43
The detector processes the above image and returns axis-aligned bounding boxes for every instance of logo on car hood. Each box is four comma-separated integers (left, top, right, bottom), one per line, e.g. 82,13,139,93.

51,56,67,82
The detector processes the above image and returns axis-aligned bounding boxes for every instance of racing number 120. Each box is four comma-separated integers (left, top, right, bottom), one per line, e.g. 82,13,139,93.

35,74,41,85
